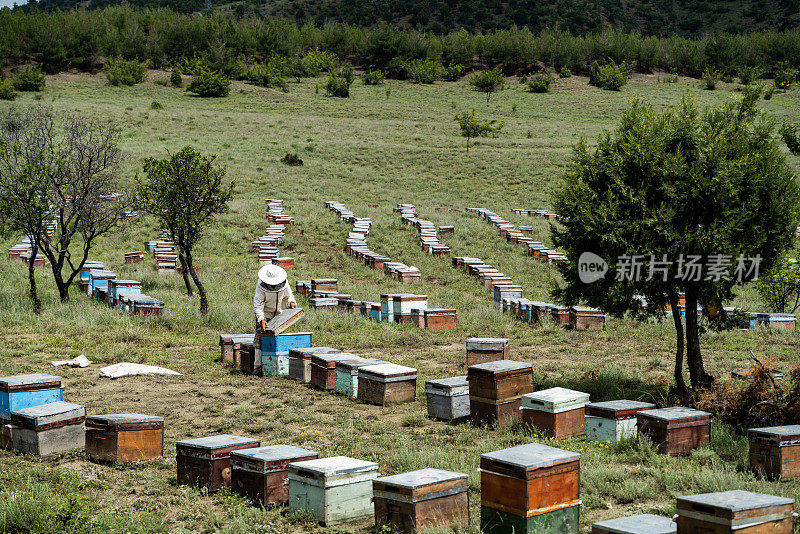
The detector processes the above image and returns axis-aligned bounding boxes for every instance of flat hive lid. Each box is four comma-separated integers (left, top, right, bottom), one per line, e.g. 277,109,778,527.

749,425,800,437
358,363,417,378
426,376,469,392
468,360,532,374
375,468,468,489
466,338,509,349
232,444,317,463
289,347,340,358
311,352,356,365
289,455,379,477
337,357,383,371
522,387,590,413
586,400,656,419
86,413,164,429
220,334,253,345
481,443,579,470
0,373,62,392
638,406,710,421
176,434,260,449
110,280,141,285
677,490,794,526
11,401,85,427
592,514,676,534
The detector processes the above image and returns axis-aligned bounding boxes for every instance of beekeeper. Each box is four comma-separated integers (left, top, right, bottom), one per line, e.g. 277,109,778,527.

254,264,297,345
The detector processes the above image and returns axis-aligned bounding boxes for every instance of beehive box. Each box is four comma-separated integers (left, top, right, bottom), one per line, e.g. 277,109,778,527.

107,280,142,306
468,360,533,427
9,401,86,456
261,333,313,377
426,376,469,421
748,425,800,480
176,435,261,492
585,400,656,443
675,490,794,533
0,374,63,418
466,338,510,367
273,257,294,269
288,456,380,526
637,407,711,455
233,342,258,375
358,364,418,406
311,353,358,390
311,279,338,293
570,306,606,331
124,251,144,264
591,514,676,534
85,413,164,463
380,294,401,323
393,295,428,324
232,445,319,506
480,443,581,534
89,269,116,296
493,286,523,309
373,469,469,534
551,306,570,326
423,309,457,330
521,387,590,439
757,313,797,330
335,358,384,399
219,335,252,364
288,347,341,382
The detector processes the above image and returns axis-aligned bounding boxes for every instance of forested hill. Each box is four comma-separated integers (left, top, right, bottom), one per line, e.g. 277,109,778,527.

26,0,800,36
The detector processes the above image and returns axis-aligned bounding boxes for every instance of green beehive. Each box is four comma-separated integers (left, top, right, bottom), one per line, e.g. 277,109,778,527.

481,505,580,534
334,358,384,399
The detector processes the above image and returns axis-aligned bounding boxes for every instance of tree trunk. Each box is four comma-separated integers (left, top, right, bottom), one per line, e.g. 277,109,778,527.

178,252,194,297
669,292,689,397
684,288,714,390
28,242,41,315
51,259,70,303
185,251,208,314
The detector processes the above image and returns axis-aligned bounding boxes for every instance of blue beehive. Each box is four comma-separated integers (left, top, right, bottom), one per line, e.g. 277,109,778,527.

261,333,313,376
89,269,116,296
0,374,64,418
107,280,142,307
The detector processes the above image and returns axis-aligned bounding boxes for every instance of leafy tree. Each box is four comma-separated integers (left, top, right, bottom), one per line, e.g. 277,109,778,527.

187,68,230,97
170,67,182,88
137,146,234,314
551,89,800,394
756,255,800,313
469,67,505,102
455,109,503,152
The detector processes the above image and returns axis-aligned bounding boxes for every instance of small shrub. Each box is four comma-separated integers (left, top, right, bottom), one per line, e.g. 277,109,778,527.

519,74,528,84
469,67,505,101
0,81,17,100
324,67,353,97
559,65,572,78
240,56,287,90
154,79,168,86
526,73,552,93
170,67,182,87
455,109,504,152
774,63,797,90
780,122,800,156
280,152,303,166
589,60,632,91
360,69,385,85
104,57,146,86
764,84,775,100
442,62,464,81
739,65,763,85
722,74,734,84
187,68,230,97
12,67,45,91
404,58,441,84
303,49,339,76
150,101,163,110
702,66,722,90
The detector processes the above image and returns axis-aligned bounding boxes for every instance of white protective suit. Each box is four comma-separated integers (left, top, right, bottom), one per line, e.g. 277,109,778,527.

253,281,297,349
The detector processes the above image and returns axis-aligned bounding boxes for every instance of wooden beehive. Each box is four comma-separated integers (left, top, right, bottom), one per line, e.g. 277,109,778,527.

393,295,428,324
288,347,341,382
233,341,258,375
748,425,800,480
423,309,457,330
675,490,794,533
425,376,469,421
219,335,252,364
261,332,313,377
585,400,656,443
551,306,570,326
591,514,676,534
480,443,581,534
467,360,533,427
311,353,357,390
273,257,294,269
335,358,384,399
569,306,605,331
637,407,711,455
357,363,418,406
231,445,318,506
373,468,469,534
0,374,63,419
288,456,380,526
465,338,510,367
85,413,164,463
124,251,144,264
176,434,261,492
107,280,142,307
493,286,523,309
311,278,338,293
9,401,86,456
520,387,590,439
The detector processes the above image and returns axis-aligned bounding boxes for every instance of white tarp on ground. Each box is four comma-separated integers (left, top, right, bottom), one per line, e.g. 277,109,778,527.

51,354,93,368
99,362,182,379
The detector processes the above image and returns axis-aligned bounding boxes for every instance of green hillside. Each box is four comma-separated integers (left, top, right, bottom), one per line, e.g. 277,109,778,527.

29,0,800,36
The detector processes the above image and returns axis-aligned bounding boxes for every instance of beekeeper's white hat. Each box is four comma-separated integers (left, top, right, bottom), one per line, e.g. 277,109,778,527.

258,264,288,287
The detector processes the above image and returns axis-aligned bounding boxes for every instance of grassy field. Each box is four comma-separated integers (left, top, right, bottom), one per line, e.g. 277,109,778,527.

2,70,800,533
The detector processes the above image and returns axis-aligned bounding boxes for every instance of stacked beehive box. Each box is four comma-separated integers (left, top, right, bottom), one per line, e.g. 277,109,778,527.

0,374,64,450
398,206,452,257
8,401,86,456
468,360,533,427
232,444,318,506
357,363,418,406
373,468,469,534
480,443,581,534
124,251,144,264
466,338,509,366
259,308,311,377
176,434,261,492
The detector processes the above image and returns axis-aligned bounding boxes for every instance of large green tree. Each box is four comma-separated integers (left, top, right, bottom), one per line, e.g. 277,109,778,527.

136,146,234,315
552,88,800,394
